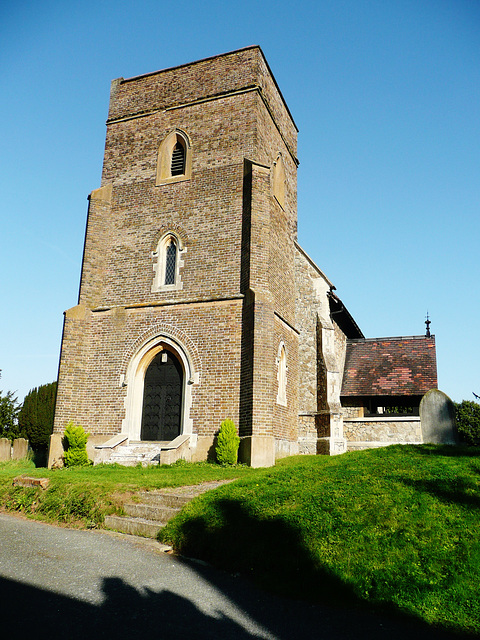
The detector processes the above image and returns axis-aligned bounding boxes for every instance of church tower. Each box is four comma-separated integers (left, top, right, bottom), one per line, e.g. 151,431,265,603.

51,46,301,466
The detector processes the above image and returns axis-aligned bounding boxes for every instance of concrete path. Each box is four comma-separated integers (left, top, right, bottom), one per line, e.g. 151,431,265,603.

0,513,468,639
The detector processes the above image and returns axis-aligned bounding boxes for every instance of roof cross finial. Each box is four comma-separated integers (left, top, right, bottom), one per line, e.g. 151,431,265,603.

425,312,431,338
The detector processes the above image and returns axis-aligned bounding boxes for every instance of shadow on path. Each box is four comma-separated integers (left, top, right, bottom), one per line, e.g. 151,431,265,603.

0,568,471,640
0,574,258,639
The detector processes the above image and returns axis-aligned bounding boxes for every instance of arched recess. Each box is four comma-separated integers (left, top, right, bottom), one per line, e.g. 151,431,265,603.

156,129,192,185
272,153,286,209
122,335,195,442
276,341,288,406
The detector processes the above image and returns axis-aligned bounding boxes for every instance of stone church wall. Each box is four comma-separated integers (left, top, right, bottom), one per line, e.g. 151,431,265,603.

272,314,299,458
294,246,348,454
344,417,422,449
84,109,252,309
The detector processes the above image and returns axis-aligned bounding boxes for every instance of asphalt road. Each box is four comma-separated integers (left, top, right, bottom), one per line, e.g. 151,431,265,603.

0,513,469,639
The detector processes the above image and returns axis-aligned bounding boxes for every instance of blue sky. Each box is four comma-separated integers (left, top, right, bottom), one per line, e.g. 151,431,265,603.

1,0,479,403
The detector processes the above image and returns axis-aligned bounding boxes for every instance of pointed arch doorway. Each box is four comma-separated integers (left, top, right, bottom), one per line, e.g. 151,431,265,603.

141,349,183,441
122,335,195,444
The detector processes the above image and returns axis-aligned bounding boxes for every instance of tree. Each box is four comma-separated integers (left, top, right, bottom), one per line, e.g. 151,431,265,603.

0,389,22,441
18,382,57,452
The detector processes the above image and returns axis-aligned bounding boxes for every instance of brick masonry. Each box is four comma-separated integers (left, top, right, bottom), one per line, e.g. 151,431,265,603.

53,47,305,466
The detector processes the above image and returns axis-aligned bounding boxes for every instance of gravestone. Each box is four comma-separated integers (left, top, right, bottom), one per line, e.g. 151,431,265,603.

0,438,11,461
12,438,29,460
420,389,457,444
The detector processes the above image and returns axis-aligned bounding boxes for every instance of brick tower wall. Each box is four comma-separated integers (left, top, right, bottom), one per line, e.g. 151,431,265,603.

54,47,300,465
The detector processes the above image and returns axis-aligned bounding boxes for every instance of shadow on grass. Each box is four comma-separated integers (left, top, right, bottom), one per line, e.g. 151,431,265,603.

399,474,480,509
410,444,480,458
162,498,471,638
396,445,480,508
169,498,354,603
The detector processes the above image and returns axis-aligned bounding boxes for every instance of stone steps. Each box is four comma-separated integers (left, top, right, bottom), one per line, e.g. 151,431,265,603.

103,514,165,538
123,502,180,522
104,490,184,538
107,443,167,466
133,492,192,509
104,481,232,539
95,435,191,466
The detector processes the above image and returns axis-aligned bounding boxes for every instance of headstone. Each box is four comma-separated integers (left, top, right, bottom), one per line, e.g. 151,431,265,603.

12,438,29,460
420,389,457,444
0,438,11,461
47,433,65,469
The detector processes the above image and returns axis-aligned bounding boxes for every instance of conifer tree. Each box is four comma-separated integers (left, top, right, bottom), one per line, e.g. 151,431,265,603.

0,389,21,440
18,382,57,452
215,419,240,465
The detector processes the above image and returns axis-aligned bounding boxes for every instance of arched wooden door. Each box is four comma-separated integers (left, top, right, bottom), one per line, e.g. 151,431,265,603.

140,350,183,441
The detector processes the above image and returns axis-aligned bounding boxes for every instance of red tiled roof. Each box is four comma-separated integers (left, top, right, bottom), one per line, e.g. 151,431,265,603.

341,336,437,397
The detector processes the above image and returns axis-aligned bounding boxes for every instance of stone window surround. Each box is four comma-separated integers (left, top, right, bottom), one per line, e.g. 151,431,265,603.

151,231,185,292
156,128,192,186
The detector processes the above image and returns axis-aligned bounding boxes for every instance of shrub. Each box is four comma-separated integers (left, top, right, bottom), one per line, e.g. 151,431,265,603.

63,421,90,467
215,419,240,465
455,400,480,445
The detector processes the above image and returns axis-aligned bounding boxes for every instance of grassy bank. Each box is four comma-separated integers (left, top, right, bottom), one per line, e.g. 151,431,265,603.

159,445,480,634
0,459,255,527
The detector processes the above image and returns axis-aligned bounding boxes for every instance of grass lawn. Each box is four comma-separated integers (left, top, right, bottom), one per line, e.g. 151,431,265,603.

0,445,479,634
159,445,480,635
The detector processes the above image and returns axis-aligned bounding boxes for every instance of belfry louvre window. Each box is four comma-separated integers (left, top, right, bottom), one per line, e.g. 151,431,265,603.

164,238,177,285
156,129,191,185
171,142,186,176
